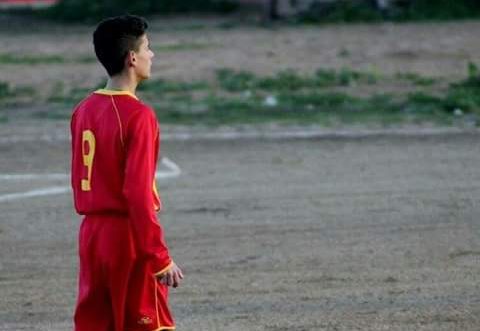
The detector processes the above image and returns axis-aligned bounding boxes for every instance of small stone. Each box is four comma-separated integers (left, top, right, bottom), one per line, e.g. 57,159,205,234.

264,95,278,107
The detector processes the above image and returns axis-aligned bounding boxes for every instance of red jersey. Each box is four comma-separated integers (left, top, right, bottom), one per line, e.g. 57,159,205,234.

71,88,171,274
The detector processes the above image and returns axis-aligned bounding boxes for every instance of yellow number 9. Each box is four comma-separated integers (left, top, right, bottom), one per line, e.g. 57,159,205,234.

81,130,96,191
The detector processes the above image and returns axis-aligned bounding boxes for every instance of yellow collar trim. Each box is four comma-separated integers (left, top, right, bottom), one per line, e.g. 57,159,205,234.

94,89,138,100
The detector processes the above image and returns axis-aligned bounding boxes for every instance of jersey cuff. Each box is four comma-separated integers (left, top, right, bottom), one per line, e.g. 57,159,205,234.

153,260,173,277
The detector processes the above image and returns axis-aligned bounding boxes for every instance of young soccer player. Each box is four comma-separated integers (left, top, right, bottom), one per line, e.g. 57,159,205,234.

70,15,183,331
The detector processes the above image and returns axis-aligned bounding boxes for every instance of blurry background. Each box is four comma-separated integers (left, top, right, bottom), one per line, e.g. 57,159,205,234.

1,0,480,125
1,1,480,331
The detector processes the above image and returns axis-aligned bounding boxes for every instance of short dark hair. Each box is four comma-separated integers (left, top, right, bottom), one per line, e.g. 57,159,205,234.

93,15,148,77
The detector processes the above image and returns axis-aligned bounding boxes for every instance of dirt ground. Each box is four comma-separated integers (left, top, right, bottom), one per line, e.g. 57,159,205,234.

1,127,480,330
2,18,480,103
1,18,480,331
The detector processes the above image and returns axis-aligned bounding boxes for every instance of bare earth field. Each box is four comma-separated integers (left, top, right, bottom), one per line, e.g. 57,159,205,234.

1,19,480,331
1,130,480,330
2,18,480,104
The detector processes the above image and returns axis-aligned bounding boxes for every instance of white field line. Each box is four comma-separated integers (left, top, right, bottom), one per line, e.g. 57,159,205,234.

0,173,68,180
0,157,181,203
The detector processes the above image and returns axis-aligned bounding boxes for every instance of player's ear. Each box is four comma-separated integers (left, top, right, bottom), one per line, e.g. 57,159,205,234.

126,51,136,68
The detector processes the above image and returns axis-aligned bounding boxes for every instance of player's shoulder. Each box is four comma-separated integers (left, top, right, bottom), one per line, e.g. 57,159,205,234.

127,98,157,121
71,92,96,119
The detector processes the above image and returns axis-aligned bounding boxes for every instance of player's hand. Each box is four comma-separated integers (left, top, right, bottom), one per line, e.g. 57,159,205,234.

158,262,184,288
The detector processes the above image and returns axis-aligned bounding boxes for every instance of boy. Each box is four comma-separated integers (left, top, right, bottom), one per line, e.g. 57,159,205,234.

70,15,183,331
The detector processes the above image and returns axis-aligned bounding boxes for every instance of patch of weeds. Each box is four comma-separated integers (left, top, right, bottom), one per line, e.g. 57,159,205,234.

216,67,378,93
48,81,105,106
314,69,338,87
0,82,9,122
74,55,97,64
443,88,480,113
452,62,480,89
279,91,360,111
0,53,65,65
405,92,443,113
0,53,98,65
256,69,315,91
0,81,10,99
216,69,257,92
444,62,480,113
0,81,35,105
139,79,208,94
396,72,436,86
366,94,403,115
337,67,378,86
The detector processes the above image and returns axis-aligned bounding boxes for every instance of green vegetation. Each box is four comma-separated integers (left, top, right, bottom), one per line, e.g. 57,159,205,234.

139,79,208,94
299,0,480,23
396,0,480,21
0,82,9,122
44,0,237,22
0,82,10,99
7,63,480,127
0,53,96,65
47,81,106,105
0,53,63,65
216,67,378,92
395,72,435,86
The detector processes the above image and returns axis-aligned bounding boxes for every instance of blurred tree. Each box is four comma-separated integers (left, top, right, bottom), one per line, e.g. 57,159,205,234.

47,0,237,21
297,0,480,22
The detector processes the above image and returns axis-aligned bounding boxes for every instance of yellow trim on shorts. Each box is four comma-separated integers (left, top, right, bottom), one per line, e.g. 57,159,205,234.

152,326,176,330
154,277,176,331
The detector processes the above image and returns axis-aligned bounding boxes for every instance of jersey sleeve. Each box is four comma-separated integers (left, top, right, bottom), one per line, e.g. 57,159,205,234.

122,107,172,275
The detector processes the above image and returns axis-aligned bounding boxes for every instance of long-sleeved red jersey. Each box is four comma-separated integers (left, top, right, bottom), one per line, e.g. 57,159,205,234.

71,89,172,275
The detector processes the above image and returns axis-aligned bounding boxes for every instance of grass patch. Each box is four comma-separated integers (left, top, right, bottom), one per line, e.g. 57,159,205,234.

395,72,436,86
0,53,64,65
139,79,209,94
0,82,10,99
0,53,97,65
152,90,453,126
47,81,106,106
0,81,36,107
216,67,378,92
26,64,480,127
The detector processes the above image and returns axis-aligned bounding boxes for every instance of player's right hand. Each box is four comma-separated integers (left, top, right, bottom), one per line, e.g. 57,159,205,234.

158,262,184,288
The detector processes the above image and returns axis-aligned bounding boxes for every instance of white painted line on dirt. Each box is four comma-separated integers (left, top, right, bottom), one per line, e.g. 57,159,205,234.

0,173,68,180
0,158,181,203
0,157,181,181
157,157,182,178
0,186,70,203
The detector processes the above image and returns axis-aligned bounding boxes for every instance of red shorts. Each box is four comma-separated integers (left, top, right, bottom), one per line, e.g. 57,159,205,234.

74,214,175,331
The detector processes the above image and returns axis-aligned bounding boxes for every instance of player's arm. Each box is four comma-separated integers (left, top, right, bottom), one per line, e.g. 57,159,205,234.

123,107,173,275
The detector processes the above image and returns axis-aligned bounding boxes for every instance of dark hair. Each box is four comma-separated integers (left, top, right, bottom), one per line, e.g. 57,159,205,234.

93,15,148,77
